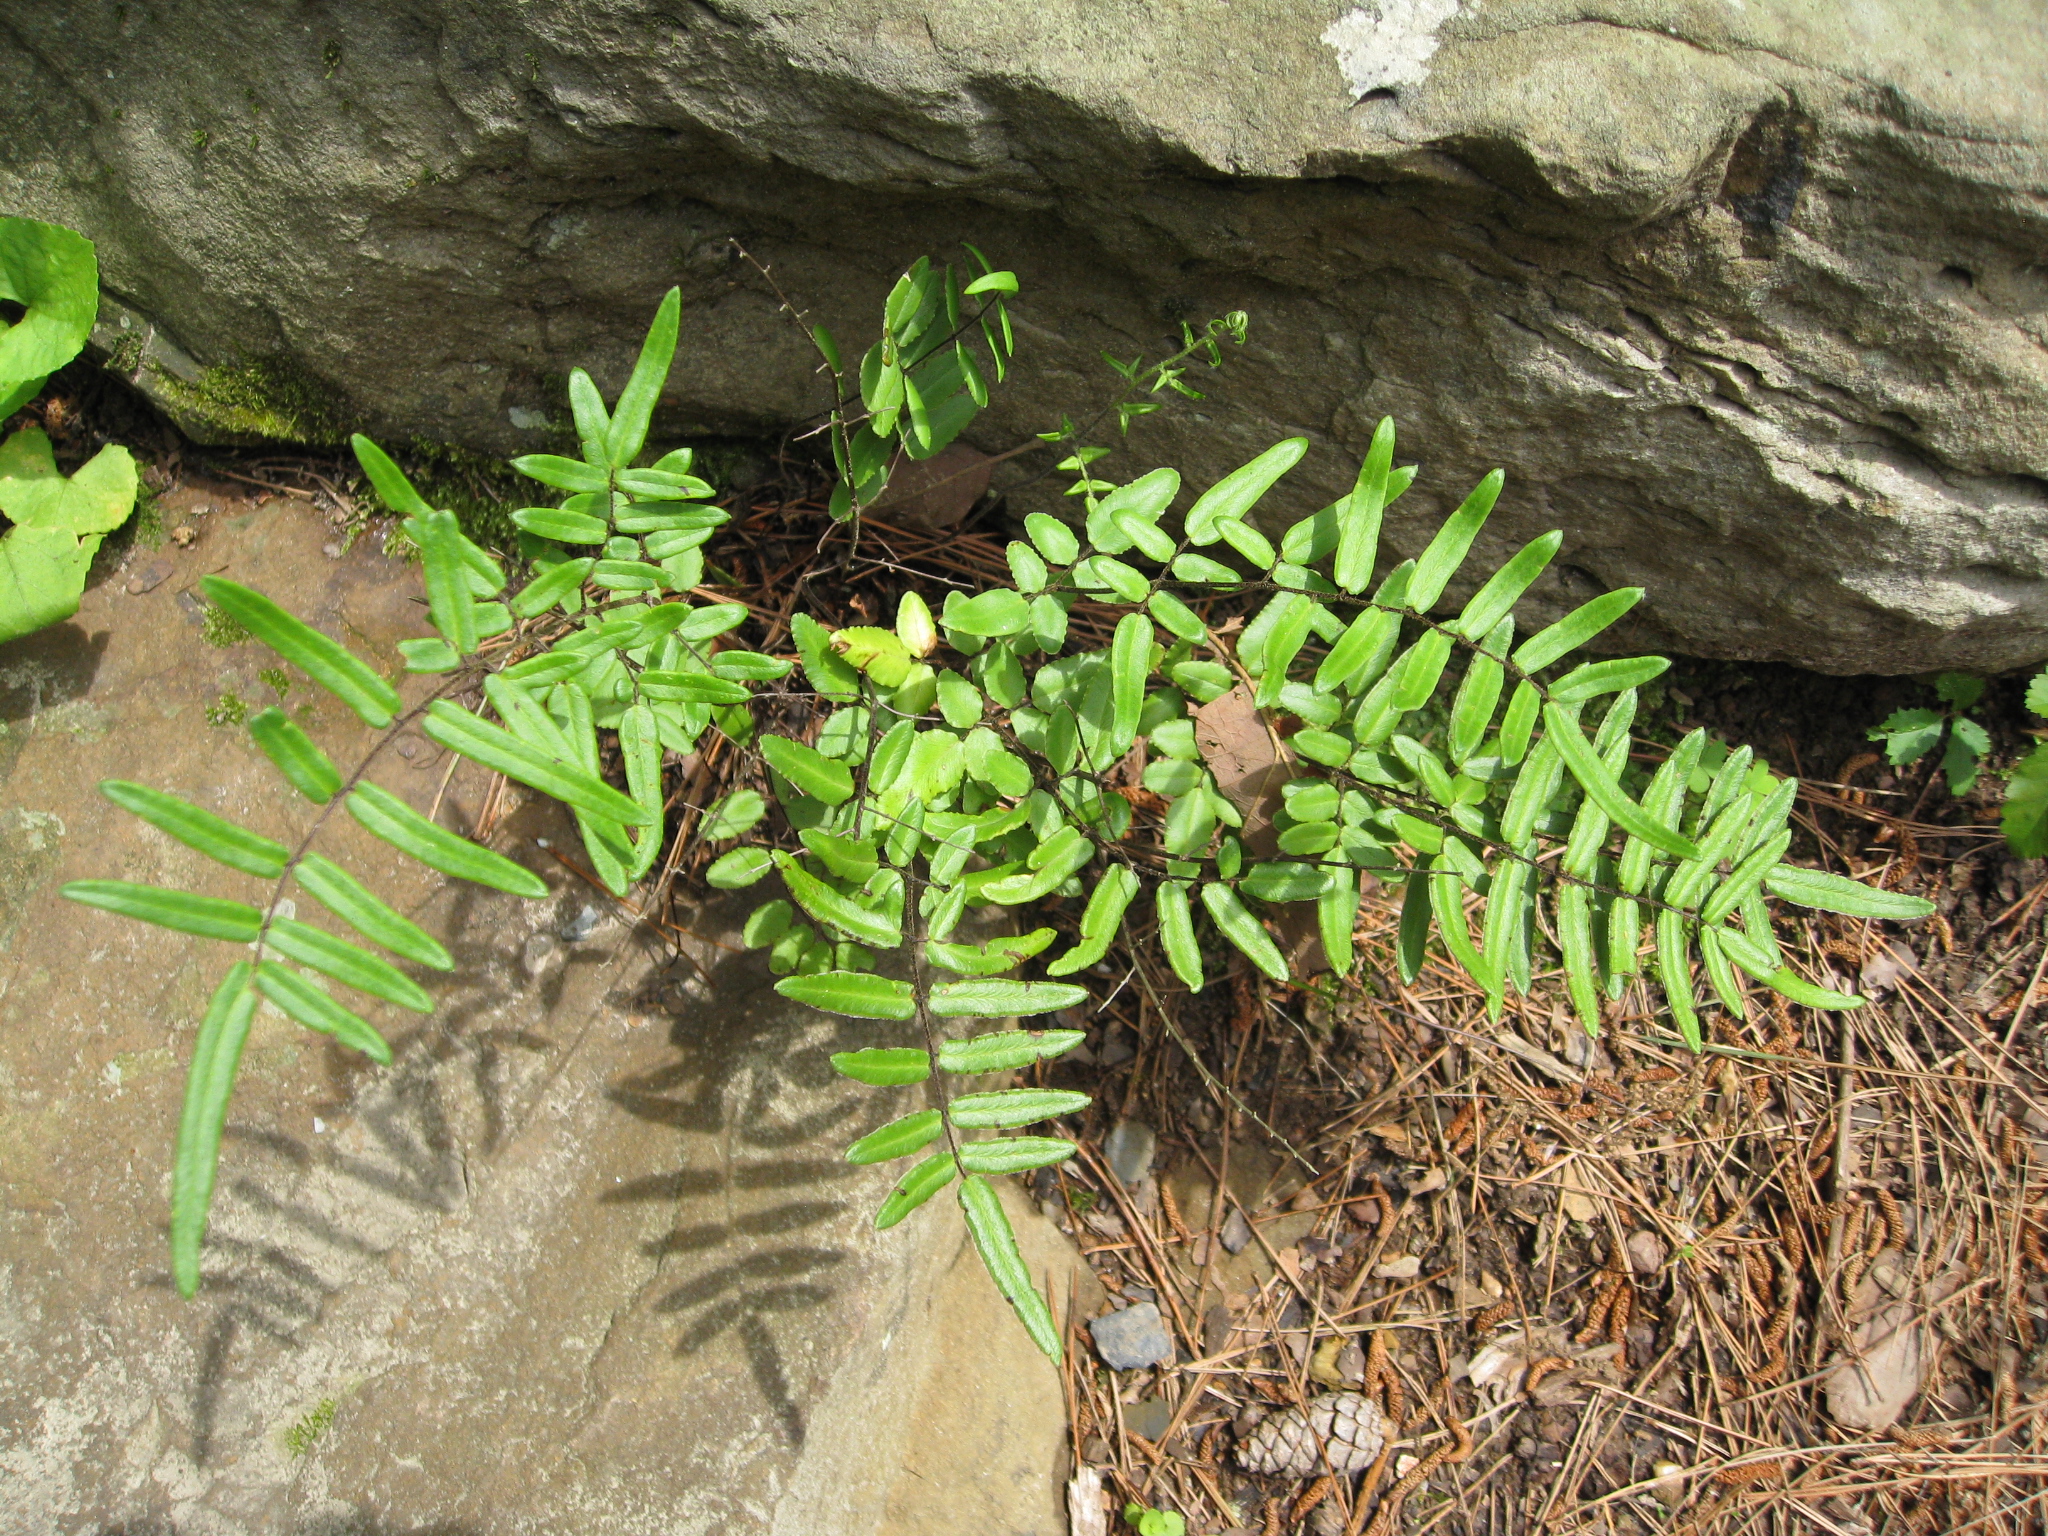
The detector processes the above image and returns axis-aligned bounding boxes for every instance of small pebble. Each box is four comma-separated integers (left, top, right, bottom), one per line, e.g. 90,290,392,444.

1219,1209,1253,1254
1103,1119,1156,1185
560,902,603,942
1626,1230,1667,1274
125,557,174,594
1374,1254,1422,1279
1089,1301,1173,1370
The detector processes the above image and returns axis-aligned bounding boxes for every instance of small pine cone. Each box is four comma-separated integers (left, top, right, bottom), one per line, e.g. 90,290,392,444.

1236,1391,1388,1476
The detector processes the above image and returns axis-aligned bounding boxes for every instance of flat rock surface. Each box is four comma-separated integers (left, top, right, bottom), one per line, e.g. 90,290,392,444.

6,1,2047,671
0,495,1080,1534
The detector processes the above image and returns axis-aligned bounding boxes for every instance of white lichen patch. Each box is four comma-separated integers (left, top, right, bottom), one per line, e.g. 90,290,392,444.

1321,0,1463,100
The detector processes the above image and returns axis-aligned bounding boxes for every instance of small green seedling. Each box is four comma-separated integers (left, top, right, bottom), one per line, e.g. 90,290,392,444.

1869,672,1991,795
1124,1502,1185,1536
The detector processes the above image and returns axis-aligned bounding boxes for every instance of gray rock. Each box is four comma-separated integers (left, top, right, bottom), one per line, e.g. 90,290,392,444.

1221,1208,1255,1254
1090,1302,1175,1371
1104,1118,1157,1185
7,4,2048,671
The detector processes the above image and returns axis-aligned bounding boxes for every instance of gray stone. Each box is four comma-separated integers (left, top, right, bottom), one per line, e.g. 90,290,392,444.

6,3,2048,672
1103,1118,1157,1186
0,492,1087,1534
1089,1302,1174,1371
1220,1209,1255,1255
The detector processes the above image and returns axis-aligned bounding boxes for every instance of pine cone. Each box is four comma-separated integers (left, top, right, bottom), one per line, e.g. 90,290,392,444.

1235,1391,1388,1476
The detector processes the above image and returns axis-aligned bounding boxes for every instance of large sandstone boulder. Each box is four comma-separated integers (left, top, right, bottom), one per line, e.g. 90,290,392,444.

3,2,2044,674
0,488,1081,1534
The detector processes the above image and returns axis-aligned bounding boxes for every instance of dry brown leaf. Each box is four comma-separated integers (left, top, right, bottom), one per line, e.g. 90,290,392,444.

867,443,991,528
1823,1251,1963,1431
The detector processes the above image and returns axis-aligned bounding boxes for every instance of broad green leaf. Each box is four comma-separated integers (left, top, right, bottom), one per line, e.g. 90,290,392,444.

170,963,257,1296
1333,417,1393,593
1655,908,1701,1051
831,1048,931,1086
1319,866,1359,973
1543,703,1700,860
760,735,855,805
1557,881,1601,1034
776,970,916,1019
1239,861,1327,901
1448,650,1504,762
944,588,1033,638
253,961,392,1061
1397,872,1431,983
846,1109,944,1164
349,435,433,517
1171,553,1242,585
1663,792,1755,909
568,368,611,461
422,700,653,826
959,1174,1062,1361
1109,612,1152,756
1429,865,1500,998
1186,437,1307,543
512,507,610,543
412,510,482,654
702,789,767,842
1390,629,1454,713
1253,596,1315,708
1200,882,1286,982
2002,742,2048,858
874,1151,957,1230
605,287,680,466
61,880,261,942
1024,512,1079,565
266,917,433,1012
0,429,138,536
1512,588,1644,674
1407,469,1502,611
1700,830,1792,924
0,520,97,643
938,1030,1086,1074
929,979,1089,1017
926,928,1057,976
1455,530,1561,640
1497,680,1540,764
294,854,453,970
0,216,98,407
511,557,595,617
1316,606,1400,696
957,1138,1078,1175
245,708,337,806
742,900,795,949
948,1088,1092,1127
706,846,774,888
399,637,461,673
1762,865,1936,920
1157,880,1202,991
775,853,901,947
99,780,287,879
1080,863,1140,938
1147,590,1207,643
637,669,750,705
798,829,878,883
1216,518,1276,569
347,783,548,897
1698,924,1747,1015
510,453,608,493
200,577,402,728
1549,655,1670,703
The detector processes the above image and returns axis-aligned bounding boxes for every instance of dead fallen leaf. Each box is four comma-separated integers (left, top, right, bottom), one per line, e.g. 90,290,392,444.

1824,1251,1963,1431
1193,682,1325,970
868,443,992,528
1364,1121,1410,1150
1555,1163,1600,1223
1374,1254,1422,1280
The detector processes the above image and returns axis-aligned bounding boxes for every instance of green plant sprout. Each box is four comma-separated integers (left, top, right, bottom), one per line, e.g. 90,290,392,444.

1124,1501,1186,1536
1869,672,1992,796
2001,669,2048,858
0,216,140,642
62,261,1933,1365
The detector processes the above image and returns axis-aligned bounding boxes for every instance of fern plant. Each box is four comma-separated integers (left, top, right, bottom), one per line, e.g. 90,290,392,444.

62,260,1934,1362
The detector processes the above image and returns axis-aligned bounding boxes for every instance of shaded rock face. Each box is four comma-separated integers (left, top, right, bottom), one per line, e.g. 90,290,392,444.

4,1,2046,673
0,493,1076,1534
